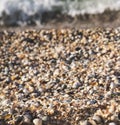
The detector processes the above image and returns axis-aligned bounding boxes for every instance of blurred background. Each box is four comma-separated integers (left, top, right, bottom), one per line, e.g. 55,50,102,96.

0,0,120,28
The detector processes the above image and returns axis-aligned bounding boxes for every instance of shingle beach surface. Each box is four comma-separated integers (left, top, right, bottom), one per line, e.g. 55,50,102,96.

0,28,120,125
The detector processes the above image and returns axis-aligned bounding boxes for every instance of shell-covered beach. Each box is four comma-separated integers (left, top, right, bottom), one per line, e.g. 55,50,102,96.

0,28,120,125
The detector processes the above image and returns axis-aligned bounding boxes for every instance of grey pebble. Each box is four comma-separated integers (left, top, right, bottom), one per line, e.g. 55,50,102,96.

93,115,103,124
72,82,81,89
23,114,32,123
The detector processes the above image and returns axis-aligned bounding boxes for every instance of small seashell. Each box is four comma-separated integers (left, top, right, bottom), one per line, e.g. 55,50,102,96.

17,52,25,59
33,118,42,125
47,108,54,115
11,75,16,80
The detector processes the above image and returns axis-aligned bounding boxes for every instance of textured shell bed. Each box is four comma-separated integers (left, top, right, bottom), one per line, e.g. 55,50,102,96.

0,28,120,125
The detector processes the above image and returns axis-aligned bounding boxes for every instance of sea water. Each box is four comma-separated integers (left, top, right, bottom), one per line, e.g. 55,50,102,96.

0,0,120,26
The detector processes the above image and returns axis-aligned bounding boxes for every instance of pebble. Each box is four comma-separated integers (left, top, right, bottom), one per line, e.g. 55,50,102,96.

40,116,47,122
23,115,31,123
72,82,82,89
80,120,91,125
92,115,104,124
110,82,116,90
108,122,116,125
33,118,42,125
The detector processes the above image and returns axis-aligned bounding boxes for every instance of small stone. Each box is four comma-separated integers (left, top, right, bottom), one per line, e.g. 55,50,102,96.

89,119,97,125
80,120,91,125
61,84,67,89
5,77,11,83
110,82,116,89
11,75,16,80
22,37,34,43
4,67,9,75
108,122,116,125
109,104,115,113
118,112,120,120
33,118,42,125
15,116,23,124
41,116,48,121
0,120,7,125
89,100,97,105
93,115,104,124
23,114,32,123
72,82,81,89
47,108,54,115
